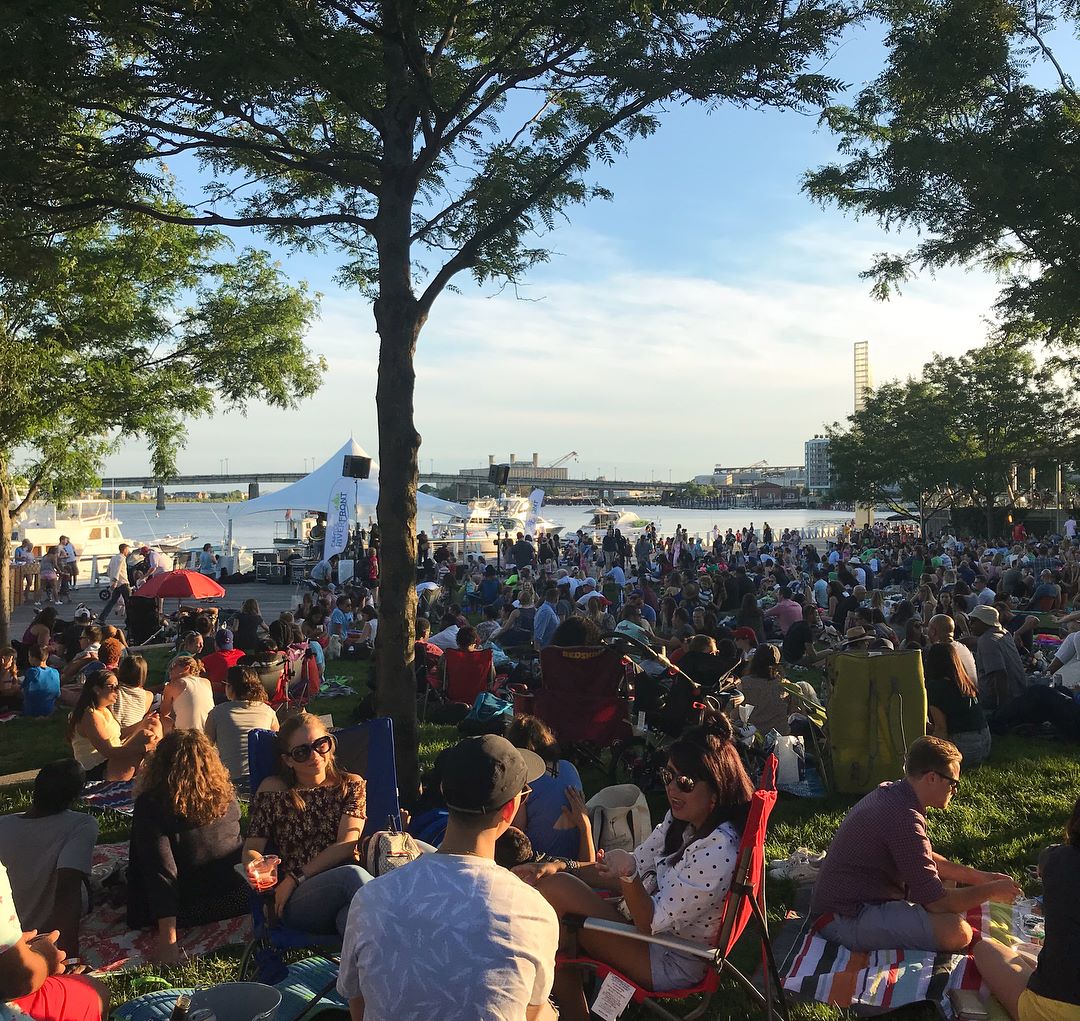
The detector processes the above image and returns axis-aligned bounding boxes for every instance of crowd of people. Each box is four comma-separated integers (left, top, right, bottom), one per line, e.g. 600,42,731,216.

3,514,1080,1021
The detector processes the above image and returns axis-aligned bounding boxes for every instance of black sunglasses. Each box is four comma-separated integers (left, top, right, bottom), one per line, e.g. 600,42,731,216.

932,770,961,792
660,766,697,794
286,734,336,763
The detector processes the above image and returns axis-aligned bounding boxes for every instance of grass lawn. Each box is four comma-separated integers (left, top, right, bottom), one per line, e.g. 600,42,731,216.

2,656,1078,1019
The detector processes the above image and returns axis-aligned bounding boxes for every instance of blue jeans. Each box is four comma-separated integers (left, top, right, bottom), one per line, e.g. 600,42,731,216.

281,863,371,937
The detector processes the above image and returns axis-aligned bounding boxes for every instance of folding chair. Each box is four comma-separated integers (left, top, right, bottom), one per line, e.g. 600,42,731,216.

238,719,402,991
442,647,494,704
562,755,787,1021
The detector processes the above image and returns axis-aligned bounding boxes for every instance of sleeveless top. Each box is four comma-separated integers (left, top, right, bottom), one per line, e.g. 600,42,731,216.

171,676,215,731
71,707,122,771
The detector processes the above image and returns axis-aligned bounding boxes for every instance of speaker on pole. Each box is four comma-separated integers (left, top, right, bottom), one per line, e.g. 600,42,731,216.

342,455,372,479
488,463,510,486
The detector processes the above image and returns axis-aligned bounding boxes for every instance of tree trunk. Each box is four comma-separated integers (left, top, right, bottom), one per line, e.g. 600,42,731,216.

373,21,424,803
0,478,11,648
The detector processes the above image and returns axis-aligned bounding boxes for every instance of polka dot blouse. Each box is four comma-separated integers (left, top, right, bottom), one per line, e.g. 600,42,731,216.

632,812,740,945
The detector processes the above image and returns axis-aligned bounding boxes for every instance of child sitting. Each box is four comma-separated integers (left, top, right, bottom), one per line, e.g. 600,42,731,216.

0,647,20,710
494,826,582,874
22,645,61,717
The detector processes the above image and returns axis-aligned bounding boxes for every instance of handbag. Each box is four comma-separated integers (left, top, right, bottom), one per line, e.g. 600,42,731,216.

362,817,422,877
586,784,652,854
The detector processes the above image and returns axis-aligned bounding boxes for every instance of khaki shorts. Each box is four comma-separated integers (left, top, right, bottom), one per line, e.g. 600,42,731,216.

1018,988,1080,1021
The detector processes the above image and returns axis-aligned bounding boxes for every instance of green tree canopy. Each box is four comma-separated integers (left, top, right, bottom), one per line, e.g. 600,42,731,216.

0,196,322,643
0,0,856,792
828,341,1076,538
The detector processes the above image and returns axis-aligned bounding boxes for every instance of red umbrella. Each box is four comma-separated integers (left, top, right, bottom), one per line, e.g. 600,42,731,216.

135,568,225,601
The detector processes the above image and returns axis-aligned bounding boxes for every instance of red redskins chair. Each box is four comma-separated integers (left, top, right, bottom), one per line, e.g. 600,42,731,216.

517,644,634,749
563,755,785,1021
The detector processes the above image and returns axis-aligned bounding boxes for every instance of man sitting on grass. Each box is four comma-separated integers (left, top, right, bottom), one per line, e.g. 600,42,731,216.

809,736,1021,952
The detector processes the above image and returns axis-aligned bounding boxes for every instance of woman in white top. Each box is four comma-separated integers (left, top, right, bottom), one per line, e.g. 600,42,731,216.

68,670,161,781
159,655,215,733
205,665,279,780
522,715,753,1021
112,654,155,729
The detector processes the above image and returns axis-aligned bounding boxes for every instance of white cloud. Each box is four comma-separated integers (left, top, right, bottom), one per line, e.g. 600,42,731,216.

103,240,1001,482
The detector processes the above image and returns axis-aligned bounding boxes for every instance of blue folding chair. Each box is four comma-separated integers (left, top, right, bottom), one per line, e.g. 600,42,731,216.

237,717,401,990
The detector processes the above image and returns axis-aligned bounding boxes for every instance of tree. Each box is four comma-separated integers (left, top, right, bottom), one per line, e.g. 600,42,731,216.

827,377,960,537
0,198,322,645
827,341,1075,538
804,0,1080,349
0,0,854,794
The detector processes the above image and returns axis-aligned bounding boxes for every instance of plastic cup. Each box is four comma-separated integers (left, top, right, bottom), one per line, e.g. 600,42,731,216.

246,855,280,892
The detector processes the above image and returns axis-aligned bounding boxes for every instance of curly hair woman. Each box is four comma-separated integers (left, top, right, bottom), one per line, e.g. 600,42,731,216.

127,730,247,963
244,713,370,936
523,716,754,1021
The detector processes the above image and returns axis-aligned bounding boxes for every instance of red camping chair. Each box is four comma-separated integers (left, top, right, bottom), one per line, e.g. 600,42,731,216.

442,647,494,704
521,644,634,749
562,755,785,1021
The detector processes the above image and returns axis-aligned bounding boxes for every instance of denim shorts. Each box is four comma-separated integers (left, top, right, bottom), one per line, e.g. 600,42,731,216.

649,945,708,992
819,901,937,952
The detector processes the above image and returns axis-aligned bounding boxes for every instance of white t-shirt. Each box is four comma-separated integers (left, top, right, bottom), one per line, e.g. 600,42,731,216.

1066,519,1077,539
171,675,215,732
633,813,740,945
427,626,460,651
1053,630,1080,667
0,862,29,1020
0,812,98,932
337,853,558,1021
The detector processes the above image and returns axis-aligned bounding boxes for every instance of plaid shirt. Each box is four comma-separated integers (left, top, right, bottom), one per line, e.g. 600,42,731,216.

810,780,946,919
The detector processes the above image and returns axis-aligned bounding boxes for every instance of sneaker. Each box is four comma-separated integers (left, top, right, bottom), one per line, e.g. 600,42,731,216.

33,601,43,608
770,860,824,883
768,848,826,881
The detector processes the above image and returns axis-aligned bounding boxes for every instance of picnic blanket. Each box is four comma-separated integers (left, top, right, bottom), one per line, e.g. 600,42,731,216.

82,843,251,972
782,901,1015,1013
81,779,137,816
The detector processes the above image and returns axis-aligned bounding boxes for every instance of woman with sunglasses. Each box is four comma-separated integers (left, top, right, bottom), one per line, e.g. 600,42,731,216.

244,713,369,936
68,670,161,781
521,715,754,1021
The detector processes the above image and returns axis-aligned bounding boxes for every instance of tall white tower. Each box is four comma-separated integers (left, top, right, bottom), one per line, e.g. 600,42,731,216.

854,341,874,528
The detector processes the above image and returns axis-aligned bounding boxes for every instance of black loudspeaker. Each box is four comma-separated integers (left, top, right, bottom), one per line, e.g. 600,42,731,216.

488,463,510,486
343,455,372,479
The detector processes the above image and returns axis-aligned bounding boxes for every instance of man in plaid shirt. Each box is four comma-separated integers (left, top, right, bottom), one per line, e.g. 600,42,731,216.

810,737,1021,952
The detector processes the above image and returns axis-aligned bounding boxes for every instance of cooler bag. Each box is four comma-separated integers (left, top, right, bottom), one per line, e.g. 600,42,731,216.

826,649,927,794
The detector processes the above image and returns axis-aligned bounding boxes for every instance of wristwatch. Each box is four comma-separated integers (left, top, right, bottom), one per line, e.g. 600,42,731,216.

290,871,307,886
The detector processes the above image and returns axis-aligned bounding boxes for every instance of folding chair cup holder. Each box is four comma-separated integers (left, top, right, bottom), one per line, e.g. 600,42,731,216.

561,755,787,1021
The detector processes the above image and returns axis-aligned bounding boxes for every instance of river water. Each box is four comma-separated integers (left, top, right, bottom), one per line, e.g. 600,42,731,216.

118,502,849,553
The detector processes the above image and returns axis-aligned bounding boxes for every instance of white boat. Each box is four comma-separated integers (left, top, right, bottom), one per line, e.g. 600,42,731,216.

583,505,652,540
430,495,563,557
11,499,194,571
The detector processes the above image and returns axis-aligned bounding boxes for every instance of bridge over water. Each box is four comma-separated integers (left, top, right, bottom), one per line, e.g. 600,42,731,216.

104,471,678,508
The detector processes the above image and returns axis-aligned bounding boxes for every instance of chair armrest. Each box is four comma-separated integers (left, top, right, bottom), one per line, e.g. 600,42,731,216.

578,917,719,963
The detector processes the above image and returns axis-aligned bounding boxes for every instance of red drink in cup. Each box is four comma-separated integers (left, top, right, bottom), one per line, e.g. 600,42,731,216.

246,855,281,891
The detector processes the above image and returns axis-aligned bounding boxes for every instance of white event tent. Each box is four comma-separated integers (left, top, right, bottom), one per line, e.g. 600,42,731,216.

228,438,464,535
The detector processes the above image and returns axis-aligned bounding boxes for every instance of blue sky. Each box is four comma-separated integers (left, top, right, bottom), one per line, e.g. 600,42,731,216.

105,21,1016,483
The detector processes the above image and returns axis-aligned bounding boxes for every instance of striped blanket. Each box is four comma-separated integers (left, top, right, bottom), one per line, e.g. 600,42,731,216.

782,902,1015,1012
82,843,251,972
81,779,137,816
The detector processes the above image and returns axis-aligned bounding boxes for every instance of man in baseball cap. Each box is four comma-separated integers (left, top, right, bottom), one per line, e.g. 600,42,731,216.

338,735,558,1019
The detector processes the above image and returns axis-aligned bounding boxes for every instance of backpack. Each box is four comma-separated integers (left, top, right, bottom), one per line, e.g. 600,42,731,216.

362,819,423,877
458,692,514,736
586,784,652,854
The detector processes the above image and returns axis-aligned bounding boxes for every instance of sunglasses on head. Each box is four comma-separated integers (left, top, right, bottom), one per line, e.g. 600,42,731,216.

660,766,697,793
285,734,336,763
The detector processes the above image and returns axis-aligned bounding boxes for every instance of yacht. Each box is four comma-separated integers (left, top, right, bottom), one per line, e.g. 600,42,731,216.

584,505,651,540
12,499,193,569
430,495,563,557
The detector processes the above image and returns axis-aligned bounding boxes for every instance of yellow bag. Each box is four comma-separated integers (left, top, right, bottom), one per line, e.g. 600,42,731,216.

826,650,927,794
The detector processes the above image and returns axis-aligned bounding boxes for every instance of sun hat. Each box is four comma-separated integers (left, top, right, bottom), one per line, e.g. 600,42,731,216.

969,605,1001,628
440,735,546,815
